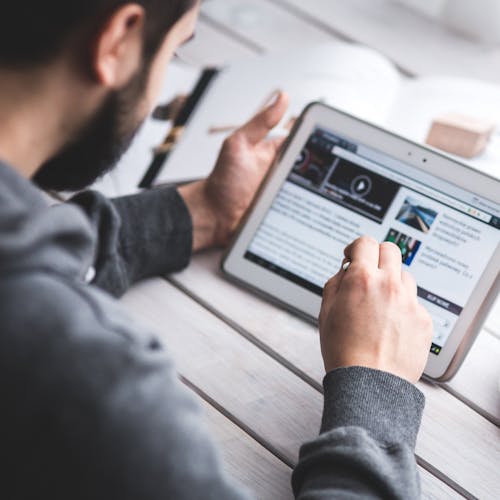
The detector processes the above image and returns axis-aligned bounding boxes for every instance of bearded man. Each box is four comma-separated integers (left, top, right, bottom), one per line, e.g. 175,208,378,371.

0,1,432,498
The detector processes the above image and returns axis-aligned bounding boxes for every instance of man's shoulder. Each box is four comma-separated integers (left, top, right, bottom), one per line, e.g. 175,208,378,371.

0,267,190,433
1,269,114,338
0,269,168,377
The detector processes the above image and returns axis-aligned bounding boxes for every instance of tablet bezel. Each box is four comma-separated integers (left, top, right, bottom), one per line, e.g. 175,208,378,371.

222,102,500,381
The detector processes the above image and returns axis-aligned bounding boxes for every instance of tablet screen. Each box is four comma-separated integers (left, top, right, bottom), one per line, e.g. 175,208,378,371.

245,127,500,354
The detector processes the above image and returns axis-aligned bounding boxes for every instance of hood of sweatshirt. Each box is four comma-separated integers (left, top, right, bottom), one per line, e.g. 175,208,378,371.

0,162,95,280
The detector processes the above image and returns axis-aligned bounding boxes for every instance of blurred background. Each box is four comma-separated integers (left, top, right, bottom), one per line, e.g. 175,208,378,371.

179,0,500,79
97,0,500,196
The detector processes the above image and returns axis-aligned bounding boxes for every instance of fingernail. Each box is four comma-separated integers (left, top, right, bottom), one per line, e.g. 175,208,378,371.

266,90,281,108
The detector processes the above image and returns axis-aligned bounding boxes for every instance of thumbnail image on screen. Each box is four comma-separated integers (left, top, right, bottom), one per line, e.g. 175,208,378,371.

396,197,438,234
384,228,422,266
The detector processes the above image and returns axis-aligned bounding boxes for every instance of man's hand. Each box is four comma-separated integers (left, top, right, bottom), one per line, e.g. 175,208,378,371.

179,91,289,251
320,236,433,384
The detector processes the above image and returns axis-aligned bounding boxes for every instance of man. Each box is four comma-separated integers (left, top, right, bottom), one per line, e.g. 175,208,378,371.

0,1,433,498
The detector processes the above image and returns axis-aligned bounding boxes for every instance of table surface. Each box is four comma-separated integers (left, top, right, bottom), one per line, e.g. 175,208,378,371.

113,2,500,498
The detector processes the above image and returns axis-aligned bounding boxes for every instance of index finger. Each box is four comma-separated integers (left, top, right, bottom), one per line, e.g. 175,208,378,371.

344,236,380,269
237,91,289,145
379,241,403,274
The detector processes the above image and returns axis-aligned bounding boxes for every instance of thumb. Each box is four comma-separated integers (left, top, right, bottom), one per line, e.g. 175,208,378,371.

237,91,289,145
266,135,287,155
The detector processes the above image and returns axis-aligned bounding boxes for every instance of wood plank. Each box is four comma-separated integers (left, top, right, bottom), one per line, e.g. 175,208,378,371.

418,473,464,500
268,0,500,84
122,278,460,499
199,398,293,500
201,0,334,53
204,390,462,500
446,330,500,425
167,250,500,498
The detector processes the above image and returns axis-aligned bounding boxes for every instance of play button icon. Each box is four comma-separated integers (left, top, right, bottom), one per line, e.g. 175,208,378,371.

350,175,372,197
356,180,367,191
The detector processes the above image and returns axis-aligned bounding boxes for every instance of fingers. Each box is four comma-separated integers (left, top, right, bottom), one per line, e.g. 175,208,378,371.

237,91,289,145
323,273,341,301
378,241,402,274
341,237,416,299
344,236,380,269
345,237,404,275
401,270,417,296
323,258,349,300
267,135,286,154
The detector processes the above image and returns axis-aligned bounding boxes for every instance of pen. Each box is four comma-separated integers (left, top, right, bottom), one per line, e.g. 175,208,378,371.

139,67,219,188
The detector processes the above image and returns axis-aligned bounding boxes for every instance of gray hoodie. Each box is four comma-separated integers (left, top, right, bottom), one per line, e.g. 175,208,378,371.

0,161,424,499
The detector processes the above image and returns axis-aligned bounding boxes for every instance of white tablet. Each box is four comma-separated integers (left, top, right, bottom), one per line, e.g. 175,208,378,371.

222,103,499,382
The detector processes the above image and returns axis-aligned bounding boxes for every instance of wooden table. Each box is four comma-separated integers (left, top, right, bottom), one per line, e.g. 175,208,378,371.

117,2,500,498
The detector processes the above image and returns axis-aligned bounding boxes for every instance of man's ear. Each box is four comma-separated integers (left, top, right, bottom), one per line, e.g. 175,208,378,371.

91,4,145,88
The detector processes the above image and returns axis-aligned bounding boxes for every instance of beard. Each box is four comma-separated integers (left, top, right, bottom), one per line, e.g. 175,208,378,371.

34,69,148,192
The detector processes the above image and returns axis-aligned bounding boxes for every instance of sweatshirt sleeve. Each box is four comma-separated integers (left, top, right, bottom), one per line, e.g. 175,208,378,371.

292,366,425,500
70,188,193,297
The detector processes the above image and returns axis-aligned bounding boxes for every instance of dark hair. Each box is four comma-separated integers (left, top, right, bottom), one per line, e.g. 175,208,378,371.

0,1,197,68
